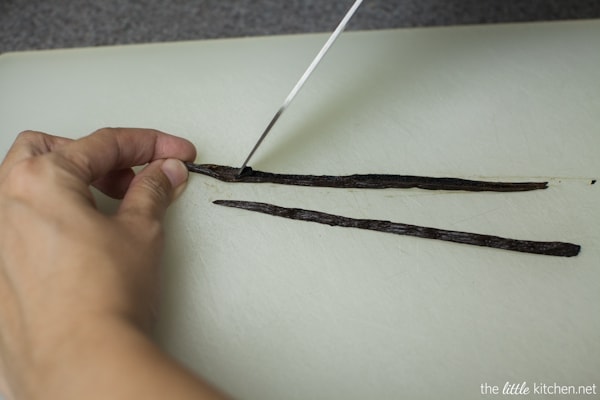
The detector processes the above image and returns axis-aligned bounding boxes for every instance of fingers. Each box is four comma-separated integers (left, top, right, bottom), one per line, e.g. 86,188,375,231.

118,159,189,223
1,128,195,214
55,128,196,185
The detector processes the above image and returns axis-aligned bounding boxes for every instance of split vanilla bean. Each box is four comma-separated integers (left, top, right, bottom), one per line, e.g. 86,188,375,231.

186,163,547,192
214,200,580,257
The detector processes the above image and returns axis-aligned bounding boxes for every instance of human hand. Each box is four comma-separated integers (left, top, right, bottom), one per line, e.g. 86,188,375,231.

0,128,218,399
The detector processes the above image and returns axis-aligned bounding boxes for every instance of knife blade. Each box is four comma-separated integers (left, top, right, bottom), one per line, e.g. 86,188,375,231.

237,0,364,176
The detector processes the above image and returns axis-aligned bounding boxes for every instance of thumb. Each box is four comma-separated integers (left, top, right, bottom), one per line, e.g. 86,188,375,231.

118,158,189,222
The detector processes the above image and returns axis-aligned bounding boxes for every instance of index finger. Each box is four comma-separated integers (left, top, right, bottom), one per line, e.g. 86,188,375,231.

56,128,197,183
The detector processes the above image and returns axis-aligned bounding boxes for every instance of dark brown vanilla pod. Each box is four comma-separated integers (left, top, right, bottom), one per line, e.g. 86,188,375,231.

214,200,581,257
185,163,548,192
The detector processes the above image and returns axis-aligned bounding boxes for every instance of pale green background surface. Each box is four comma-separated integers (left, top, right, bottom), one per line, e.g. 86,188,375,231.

0,20,599,399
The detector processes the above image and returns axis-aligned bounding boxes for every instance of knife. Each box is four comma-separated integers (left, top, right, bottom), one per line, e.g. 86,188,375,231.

237,0,364,176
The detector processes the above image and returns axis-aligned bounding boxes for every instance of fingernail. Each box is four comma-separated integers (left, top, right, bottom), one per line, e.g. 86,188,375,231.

161,159,188,189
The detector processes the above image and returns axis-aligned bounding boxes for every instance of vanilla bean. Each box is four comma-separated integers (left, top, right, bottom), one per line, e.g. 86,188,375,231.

214,200,580,257
186,163,547,192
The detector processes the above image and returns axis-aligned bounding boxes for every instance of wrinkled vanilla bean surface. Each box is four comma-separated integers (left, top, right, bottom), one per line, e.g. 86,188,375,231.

186,163,548,192
214,200,580,257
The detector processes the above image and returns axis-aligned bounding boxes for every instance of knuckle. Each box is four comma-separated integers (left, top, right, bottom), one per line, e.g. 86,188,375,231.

13,130,66,156
92,127,116,135
91,127,126,140
15,130,45,154
16,130,43,142
88,127,119,145
15,130,50,147
1,155,71,199
2,157,46,196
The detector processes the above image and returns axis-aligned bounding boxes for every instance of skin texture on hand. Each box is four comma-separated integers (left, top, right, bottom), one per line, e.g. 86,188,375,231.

0,128,226,399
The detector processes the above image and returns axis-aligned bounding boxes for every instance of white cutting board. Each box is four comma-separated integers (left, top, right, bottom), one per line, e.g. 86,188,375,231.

1,20,599,399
